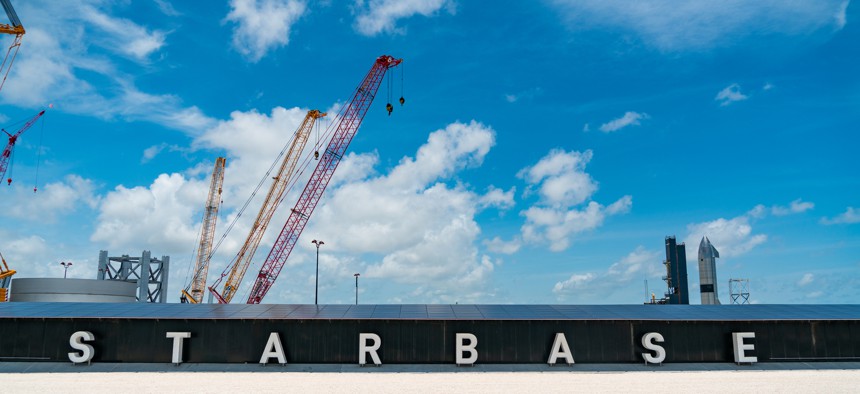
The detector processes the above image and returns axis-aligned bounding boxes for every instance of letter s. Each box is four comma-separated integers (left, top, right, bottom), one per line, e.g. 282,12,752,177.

68,331,95,364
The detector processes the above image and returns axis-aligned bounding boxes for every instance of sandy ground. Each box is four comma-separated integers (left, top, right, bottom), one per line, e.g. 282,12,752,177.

4,370,860,393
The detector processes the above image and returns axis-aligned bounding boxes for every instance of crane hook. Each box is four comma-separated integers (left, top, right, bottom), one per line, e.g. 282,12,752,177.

314,151,319,160
399,96,405,106
386,103,393,116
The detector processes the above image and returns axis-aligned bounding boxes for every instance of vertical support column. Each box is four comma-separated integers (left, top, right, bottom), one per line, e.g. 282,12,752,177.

159,255,170,304
138,250,152,303
119,255,131,280
97,250,108,280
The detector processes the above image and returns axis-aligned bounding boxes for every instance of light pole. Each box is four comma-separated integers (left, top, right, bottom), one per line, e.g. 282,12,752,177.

60,261,73,279
311,239,324,305
354,273,360,305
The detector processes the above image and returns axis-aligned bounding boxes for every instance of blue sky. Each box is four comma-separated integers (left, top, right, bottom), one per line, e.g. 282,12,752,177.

1,0,857,305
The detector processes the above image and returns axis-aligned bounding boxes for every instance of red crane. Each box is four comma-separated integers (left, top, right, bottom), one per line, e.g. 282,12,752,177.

0,109,44,185
246,55,402,304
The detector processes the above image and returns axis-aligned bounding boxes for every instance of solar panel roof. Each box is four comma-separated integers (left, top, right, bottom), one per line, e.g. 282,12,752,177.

0,302,858,321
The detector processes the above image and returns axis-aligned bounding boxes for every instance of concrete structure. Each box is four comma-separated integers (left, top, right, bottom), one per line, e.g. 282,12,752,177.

663,236,689,304
698,237,721,304
9,278,136,302
97,250,169,303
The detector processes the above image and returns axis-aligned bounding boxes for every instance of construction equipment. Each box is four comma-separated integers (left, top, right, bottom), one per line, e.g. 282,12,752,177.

0,109,44,185
246,55,402,304
208,110,326,304
0,0,25,92
181,157,226,303
0,251,14,301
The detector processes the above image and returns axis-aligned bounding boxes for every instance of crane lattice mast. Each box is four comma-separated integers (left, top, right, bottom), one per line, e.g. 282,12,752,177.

182,157,226,303
0,0,25,92
0,109,44,185
247,55,402,304
209,110,326,304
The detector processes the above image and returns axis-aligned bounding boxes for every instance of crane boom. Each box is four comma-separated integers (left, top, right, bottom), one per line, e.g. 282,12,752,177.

182,157,226,303
0,109,44,184
209,110,326,304
0,251,15,302
246,55,402,304
0,0,23,35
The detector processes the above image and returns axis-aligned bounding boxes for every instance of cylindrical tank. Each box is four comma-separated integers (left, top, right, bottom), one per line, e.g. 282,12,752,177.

9,278,137,303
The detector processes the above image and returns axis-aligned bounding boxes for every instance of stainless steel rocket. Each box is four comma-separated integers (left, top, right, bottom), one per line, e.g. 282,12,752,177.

698,236,720,304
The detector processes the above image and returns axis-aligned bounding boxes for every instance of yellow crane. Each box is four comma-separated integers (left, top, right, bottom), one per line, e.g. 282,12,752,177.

209,110,325,303
0,251,15,302
0,0,25,92
181,157,226,303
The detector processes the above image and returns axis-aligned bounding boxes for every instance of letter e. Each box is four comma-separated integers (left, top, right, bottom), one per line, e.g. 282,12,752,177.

732,332,757,363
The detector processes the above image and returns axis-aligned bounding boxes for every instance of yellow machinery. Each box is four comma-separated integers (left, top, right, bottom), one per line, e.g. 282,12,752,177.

209,110,325,303
0,0,25,92
181,157,226,303
0,251,15,302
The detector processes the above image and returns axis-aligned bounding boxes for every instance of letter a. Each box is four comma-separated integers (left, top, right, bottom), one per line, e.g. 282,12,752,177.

547,333,574,365
260,332,287,365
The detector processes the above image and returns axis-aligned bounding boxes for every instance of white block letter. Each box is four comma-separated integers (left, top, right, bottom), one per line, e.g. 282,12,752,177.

166,332,191,364
547,333,574,365
641,332,666,364
732,332,757,363
68,331,95,364
259,332,287,365
456,333,478,365
359,333,381,366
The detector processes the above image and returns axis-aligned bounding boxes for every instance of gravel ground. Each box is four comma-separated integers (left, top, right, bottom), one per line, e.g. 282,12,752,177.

5,369,860,393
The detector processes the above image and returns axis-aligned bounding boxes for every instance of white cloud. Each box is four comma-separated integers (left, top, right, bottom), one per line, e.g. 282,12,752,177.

771,199,814,216
518,149,631,251
91,173,207,254
0,175,99,222
353,0,453,36
552,246,663,300
504,94,518,103
763,83,774,91
3,1,215,134
582,123,590,132
549,1,849,51
798,273,814,286
304,120,500,300
483,236,521,255
599,111,649,133
821,207,860,225
479,186,515,210
684,211,767,260
225,0,307,62
715,83,748,106
154,0,181,17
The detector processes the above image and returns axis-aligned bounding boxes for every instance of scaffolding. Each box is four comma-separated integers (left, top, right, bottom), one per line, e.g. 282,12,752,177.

729,278,750,305
97,250,169,303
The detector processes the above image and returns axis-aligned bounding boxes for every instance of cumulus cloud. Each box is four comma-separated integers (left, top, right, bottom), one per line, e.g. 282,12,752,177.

548,0,849,51
225,0,307,62
715,83,748,106
483,236,521,255
599,111,649,133
553,246,663,301
353,0,453,36
478,186,516,210
821,207,860,225
3,1,214,133
0,175,99,222
303,120,501,301
683,209,767,261
518,149,631,251
771,199,814,216
798,273,814,286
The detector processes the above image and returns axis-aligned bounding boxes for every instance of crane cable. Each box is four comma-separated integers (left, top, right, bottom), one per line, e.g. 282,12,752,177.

0,36,21,93
32,113,45,193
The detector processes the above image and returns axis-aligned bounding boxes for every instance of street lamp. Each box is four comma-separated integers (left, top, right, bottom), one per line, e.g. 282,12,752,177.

354,273,360,305
60,261,73,279
311,239,324,305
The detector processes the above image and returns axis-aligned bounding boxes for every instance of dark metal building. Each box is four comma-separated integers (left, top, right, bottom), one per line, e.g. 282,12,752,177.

1,303,858,364
664,236,689,304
